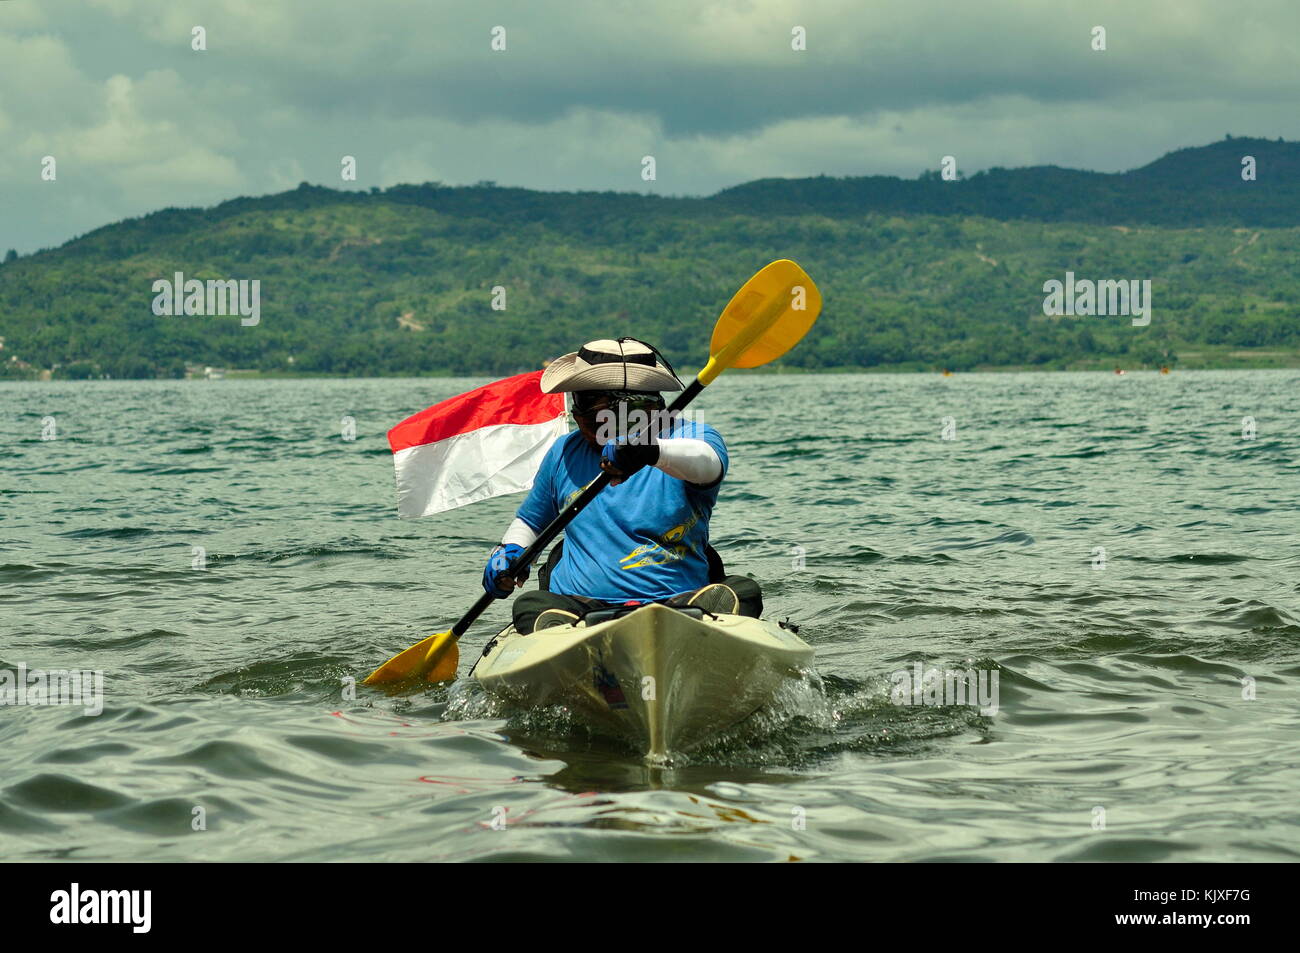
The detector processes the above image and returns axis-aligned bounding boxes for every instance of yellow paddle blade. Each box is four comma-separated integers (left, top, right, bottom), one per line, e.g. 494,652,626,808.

420,633,460,683
362,630,460,686
700,259,822,385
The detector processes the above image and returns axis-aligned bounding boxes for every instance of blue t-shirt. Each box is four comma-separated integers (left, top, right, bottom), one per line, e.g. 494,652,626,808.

516,420,728,602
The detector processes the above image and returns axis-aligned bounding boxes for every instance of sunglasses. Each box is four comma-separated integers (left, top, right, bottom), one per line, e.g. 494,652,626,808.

572,390,665,416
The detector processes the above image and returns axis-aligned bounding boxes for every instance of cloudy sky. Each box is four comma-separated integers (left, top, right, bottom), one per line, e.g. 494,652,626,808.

2,0,1298,253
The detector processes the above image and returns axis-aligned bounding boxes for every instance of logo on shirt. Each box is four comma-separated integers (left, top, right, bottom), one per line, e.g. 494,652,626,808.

619,512,700,570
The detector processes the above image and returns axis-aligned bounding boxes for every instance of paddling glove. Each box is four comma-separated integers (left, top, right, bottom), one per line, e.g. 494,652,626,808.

483,543,528,598
600,439,660,481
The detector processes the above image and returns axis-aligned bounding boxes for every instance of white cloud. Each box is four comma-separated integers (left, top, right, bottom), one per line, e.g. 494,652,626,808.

0,0,49,29
0,32,94,126
264,157,307,192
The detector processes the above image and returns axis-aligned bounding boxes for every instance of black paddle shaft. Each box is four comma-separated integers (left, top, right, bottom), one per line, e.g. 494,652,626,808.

450,378,706,639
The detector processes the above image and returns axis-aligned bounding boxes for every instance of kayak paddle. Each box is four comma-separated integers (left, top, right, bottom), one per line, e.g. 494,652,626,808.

363,258,822,687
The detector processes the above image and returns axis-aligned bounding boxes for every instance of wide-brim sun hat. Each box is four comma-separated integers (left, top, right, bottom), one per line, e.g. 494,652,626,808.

540,338,682,393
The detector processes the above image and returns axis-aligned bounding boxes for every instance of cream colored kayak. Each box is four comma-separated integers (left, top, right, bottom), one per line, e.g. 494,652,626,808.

470,602,814,759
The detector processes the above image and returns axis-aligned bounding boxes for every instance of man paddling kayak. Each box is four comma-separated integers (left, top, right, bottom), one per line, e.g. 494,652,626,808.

482,337,761,633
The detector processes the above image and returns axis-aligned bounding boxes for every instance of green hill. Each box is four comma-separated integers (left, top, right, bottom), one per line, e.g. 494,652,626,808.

715,136,1300,227
2,136,1298,379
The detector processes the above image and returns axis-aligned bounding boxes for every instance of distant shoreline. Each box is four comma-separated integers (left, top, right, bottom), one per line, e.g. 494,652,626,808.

5,359,1299,384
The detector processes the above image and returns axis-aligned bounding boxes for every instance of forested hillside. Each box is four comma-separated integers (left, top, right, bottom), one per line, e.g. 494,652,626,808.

2,136,1297,379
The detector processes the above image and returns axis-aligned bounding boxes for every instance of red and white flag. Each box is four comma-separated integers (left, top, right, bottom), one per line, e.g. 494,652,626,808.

388,370,567,518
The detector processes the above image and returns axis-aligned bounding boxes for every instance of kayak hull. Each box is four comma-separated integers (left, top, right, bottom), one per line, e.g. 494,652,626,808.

471,602,814,759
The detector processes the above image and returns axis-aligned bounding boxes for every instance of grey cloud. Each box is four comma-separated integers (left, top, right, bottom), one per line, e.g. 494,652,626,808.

2,0,1298,253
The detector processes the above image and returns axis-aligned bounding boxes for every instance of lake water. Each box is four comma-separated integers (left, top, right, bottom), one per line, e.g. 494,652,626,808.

2,371,1298,862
